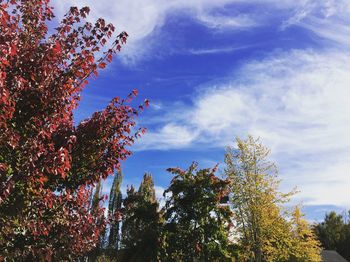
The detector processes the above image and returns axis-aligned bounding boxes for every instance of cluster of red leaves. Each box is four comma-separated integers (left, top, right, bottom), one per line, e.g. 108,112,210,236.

0,0,147,260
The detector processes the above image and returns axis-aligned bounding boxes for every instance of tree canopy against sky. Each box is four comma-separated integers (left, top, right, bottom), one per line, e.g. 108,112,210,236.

51,0,350,221
0,0,147,260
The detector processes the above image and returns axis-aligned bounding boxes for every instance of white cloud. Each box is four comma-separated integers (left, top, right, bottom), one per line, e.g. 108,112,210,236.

196,13,256,29
188,44,254,55
282,0,350,48
135,123,199,150
138,49,350,208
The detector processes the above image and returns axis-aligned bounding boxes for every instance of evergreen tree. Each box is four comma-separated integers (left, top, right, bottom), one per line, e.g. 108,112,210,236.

289,207,321,262
121,174,161,262
107,170,123,250
314,211,344,250
314,211,350,260
162,163,233,262
138,173,156,203
224,136,295,262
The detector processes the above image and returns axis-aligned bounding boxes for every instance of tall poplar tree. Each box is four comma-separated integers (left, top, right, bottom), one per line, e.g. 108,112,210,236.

107,169,123,250
87,181,105,261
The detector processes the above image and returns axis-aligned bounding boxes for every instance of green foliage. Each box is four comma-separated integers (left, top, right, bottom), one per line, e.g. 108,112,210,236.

121,174,161,262
314,211,344,249
162,163,233,262
314,211,350,260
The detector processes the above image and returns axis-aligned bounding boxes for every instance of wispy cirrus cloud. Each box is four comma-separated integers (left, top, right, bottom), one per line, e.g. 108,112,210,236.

137,49,350,207
52,0,350,62
281,0,350,48
52,0,258,63
188,44,254,55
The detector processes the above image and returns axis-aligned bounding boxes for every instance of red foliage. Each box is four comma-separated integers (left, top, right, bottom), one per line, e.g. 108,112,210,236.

0,0,146,259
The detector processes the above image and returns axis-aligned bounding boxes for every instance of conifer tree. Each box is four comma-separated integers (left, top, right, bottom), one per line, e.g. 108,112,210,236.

139,173,156,203
121,174,161,262
314,211,345,250
314,211,350,260
107,169,123,250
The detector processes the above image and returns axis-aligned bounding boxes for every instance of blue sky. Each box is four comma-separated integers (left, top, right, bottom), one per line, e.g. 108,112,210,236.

53,0,350,221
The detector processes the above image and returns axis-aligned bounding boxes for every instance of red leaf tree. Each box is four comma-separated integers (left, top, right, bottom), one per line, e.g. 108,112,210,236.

0,0,146,260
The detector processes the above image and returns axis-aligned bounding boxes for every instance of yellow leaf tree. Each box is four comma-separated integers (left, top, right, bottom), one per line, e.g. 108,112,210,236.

224,136,295,262
289,206,321,262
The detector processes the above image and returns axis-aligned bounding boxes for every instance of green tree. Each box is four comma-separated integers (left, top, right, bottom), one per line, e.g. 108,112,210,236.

314,211,350,260
338,221,350,260
224,136,295,262
162,163,233,262
107,170,123,250
289,207,321,262
314,211,344,250
121,174,161,262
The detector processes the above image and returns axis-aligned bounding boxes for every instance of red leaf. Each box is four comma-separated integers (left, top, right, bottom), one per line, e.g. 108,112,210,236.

53,41,61,54
10,44,17,56
98,62,106,69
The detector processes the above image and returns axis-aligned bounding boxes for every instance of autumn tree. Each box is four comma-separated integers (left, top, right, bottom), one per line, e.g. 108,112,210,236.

224,136,296,262
288,207,321,262
121,174,161,262
0,0,147,260
162,163,232,262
